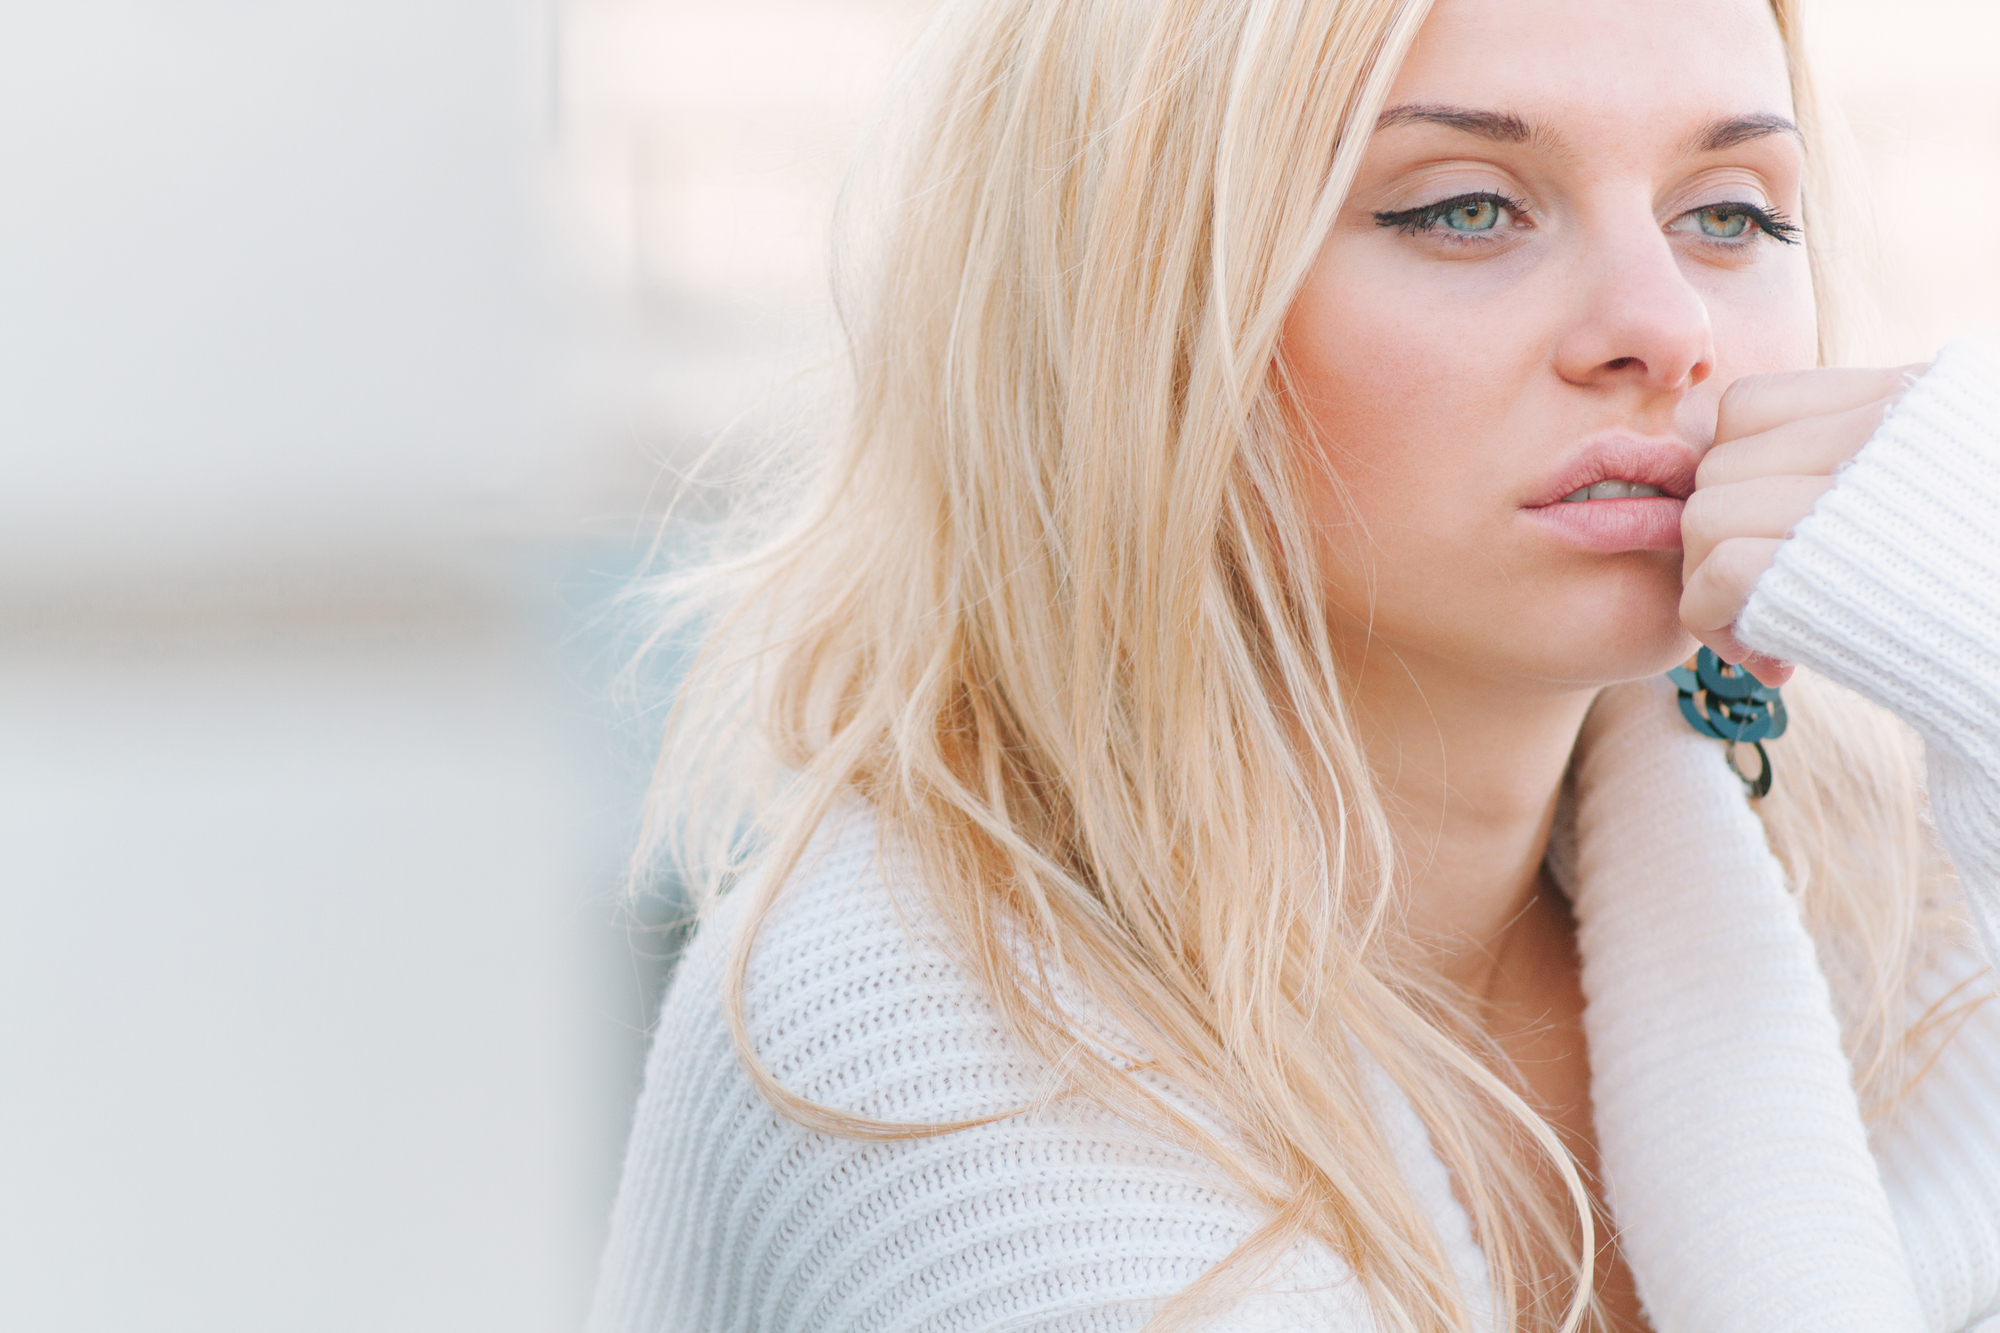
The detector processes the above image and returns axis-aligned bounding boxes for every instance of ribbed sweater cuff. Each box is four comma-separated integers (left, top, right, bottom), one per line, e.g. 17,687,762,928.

1738,335,2000,961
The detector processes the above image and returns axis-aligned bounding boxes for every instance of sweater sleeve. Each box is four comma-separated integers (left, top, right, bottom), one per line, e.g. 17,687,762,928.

1568,678,1928,1333
1737,334,2000,965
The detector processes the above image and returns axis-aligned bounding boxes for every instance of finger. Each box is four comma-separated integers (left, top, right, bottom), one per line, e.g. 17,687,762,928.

1691,644,1793,687
1715,363,1927,446
1696,396,1889,489
1742,652,1794,688
1680,475,1832,578
1685,634,1793,689
1681,535,1782,645
1691,621,1751,667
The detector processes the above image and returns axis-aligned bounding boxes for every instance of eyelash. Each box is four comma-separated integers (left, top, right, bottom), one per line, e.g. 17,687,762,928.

1370,192,1804,247
1688,201,1803,246
1372,191,1527,238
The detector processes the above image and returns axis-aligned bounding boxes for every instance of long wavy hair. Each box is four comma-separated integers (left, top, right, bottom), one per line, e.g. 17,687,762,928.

639,1,1964,1328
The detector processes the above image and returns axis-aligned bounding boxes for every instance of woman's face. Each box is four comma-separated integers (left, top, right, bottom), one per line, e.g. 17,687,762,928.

1283,0,1816,689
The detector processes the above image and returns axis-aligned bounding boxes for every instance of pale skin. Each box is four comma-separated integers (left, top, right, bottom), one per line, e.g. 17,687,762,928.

1282,0,1919,1326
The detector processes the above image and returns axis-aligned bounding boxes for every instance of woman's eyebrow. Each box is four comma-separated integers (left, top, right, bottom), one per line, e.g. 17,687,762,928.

1376,103,1534,144
1375,105,1803,158
1688,112,1802,153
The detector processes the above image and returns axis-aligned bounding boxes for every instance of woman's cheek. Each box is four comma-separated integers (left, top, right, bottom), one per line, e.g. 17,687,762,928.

1703,255,1820,380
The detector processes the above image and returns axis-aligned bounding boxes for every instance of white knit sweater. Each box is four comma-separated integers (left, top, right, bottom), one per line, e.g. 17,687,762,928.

592,338,2000,1333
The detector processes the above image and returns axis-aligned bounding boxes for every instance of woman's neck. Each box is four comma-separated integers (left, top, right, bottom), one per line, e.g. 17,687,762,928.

1343,643,1601,999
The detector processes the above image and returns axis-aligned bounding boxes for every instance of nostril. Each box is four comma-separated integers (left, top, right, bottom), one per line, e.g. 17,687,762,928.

1607,356,1637,371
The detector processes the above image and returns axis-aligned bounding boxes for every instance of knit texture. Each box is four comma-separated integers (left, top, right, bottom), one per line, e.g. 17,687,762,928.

1878,942,2000,1332
590,811,1415,1332
1740,334,2000,965
1571,678,1925,1331
594,340,2000,1332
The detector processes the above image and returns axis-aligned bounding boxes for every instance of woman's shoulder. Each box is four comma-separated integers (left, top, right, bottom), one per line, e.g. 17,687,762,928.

651,800,1174,1142
591,802,1374,1333
718,802,1048,1125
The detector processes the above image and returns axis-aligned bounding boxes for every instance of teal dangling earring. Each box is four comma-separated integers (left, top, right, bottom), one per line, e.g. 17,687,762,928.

1666,647,1788,798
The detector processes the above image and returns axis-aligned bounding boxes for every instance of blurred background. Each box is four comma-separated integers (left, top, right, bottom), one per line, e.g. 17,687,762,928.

0,2,1991,1329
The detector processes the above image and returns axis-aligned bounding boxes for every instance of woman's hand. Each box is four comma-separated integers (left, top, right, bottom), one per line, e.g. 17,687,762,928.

1679,364,1926,686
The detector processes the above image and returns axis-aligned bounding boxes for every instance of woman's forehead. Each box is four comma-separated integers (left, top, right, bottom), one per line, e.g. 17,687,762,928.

1391,0,1795,145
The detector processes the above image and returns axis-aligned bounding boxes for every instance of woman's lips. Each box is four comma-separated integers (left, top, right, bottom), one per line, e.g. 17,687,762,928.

1521,495,1685,552
1522,436,1698,552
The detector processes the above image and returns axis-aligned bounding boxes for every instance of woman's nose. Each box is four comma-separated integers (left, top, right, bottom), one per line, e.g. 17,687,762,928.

1552,217,1716,397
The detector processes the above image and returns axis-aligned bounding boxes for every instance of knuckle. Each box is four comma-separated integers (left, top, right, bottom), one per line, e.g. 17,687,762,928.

1716,374,1774,435
1715,536,1771,586
1676,587,1704,625
1844,394,1888,428
1686,538,1744,593
1679,486,1720,535
1857,395,1892,435
1694,442,1736,489
1678,577,1730,633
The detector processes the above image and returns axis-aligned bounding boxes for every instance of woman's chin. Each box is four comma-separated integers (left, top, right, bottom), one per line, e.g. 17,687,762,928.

1329,561,1695,687
1498,602,1695,688
1557,566,1693,678
1560,624,1698,686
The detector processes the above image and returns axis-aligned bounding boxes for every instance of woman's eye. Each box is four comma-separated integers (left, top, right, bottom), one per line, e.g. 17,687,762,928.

1373,192,1524,239
1694,207,1751,238
1669,202,1802,247
1442,199,1500,233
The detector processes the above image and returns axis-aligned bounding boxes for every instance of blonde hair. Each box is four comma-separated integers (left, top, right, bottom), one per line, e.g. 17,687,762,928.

641,1,1963,1329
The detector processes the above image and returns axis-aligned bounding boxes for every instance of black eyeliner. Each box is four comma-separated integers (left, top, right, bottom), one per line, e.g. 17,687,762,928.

1706,201,1802,245
1373,191,1525,235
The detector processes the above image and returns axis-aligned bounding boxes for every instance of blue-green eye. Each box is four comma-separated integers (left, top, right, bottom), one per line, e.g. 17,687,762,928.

1695,207,1750,238
1670,201,1802,246
1442,199,1500,232
1373,192,1524,238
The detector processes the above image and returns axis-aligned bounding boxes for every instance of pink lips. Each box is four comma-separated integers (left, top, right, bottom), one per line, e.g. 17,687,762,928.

1521,436,1700,553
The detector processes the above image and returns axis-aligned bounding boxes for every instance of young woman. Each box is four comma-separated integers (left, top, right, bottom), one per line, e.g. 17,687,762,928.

592,0,2000,1329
